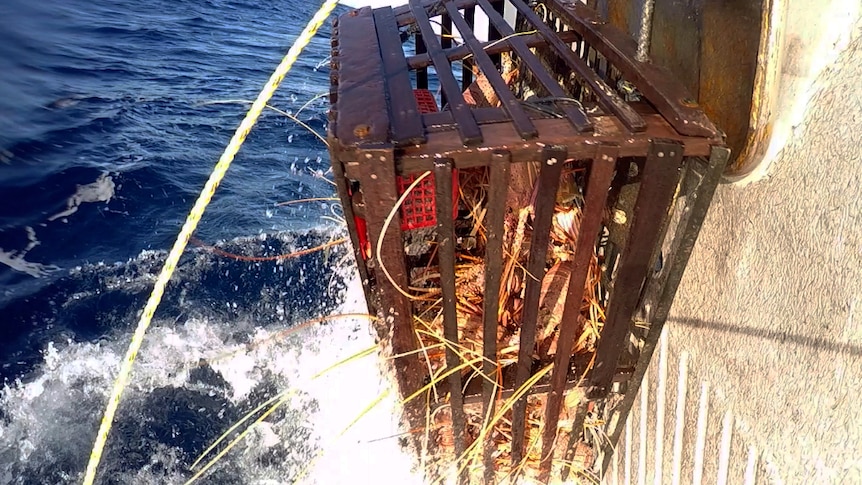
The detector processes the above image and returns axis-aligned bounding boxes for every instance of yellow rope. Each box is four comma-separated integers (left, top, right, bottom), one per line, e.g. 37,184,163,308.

81,2,339,483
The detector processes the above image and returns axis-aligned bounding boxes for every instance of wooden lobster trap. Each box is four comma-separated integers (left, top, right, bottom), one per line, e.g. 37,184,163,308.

327,0,728,482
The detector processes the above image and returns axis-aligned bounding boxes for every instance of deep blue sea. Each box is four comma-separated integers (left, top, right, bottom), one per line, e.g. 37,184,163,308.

0,0,397,483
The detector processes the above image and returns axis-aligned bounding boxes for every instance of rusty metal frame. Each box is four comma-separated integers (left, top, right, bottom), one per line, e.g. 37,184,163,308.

590,145,731,479
509,145,567,466
327,1,727,482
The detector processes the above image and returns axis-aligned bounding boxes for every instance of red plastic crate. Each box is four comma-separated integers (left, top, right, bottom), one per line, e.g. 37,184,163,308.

354,90,455,258
395,90,459,231
396,172,459,231
412,88,439,114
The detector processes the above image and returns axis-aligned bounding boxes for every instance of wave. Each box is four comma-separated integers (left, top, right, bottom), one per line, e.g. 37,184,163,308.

0,228,350,381
0,227,420,484
0,0,421,482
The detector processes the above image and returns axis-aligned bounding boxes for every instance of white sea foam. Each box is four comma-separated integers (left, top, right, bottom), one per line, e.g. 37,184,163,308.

0,248,54,278
2,172,116,276
0,226,59,277
0,258,420,484
298,274,422,485
48,172,115,222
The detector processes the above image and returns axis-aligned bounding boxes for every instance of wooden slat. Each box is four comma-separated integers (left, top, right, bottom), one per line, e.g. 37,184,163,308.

461,6,475,91
481,150,511,481
444,1,538,139
394,0,478,26
409,0,483,145
433,158,468,481
328,157,374,313
548,1,720,138
334,7,390,146
422,106,514,128
509,145,566,465
390,114,717,174
508,0,648,133
419,101,661,130
406,30,582,70
373,7,426,146
594,146,730,476
538,144,618,480
395,0,720,137
560,398,590,482
486,0,504,69
355,148,426,395
440,12,453,108
586,141,684,398
476,0,592,132
415,32,429,90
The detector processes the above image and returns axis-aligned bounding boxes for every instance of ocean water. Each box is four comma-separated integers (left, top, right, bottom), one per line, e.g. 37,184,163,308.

0,0,419,483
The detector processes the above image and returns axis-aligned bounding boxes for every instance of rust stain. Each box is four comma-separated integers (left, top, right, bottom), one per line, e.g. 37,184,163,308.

605,0,630,34
659,28,678,64
698,0,762,165
724,0,782,178
353,124,371,138
681,97,699,108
